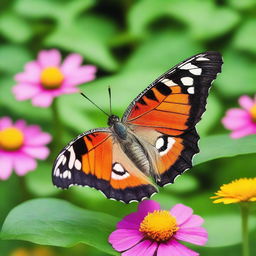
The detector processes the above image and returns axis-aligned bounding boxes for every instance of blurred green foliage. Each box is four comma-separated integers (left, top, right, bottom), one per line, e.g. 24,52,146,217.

0,0,256,255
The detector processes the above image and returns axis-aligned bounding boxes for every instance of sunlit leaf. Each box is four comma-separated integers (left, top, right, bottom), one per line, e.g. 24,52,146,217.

25,162,60,197
0,12,33,43
14,0,96,24
45,16,119,71
228,0,256,10
233,19,256,55
216,49,256,96
1,199,118,255
0,45,31,74
205,214,256,247
194,134,256,166
128,0,240,40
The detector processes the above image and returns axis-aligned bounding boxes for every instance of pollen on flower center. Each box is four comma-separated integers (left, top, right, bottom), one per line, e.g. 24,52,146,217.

0,127,24,151
139,210,179,242
40,67,64,89
249,104,256,122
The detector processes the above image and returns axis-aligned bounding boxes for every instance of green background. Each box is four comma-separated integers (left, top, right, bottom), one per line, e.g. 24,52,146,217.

1,0,256,255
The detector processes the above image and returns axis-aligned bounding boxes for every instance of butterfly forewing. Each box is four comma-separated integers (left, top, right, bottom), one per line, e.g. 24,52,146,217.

123,51,223,186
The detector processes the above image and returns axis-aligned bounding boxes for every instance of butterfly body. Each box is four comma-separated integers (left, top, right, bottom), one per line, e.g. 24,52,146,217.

53,51,223,203
109,115,154,179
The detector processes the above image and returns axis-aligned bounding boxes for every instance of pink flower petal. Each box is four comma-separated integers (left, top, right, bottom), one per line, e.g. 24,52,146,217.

61,53,83,75
117,212,142,230
22,146,50,160
0,154,13,180
108,229,143,252
63,66,96,87
239,95,254,110
60,87,79,94
13,153,37,176
181,215,204,228
222,115,251,130
230,126,256,138
31,92,54,107
170,204,193,225
138,200,161,216
0,117,13,130
25,132,52,146
174,227,208,246
38,49,61,68
14,120,27,131
122,240,157,256
12,84,41,101
158,240,199,256
225,109,249,118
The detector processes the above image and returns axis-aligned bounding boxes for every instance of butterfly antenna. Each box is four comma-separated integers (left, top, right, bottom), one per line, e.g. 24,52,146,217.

80,92,110,117
108,86,113,115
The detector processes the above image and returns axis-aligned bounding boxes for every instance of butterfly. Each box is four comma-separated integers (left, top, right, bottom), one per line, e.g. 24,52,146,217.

52,51,223,203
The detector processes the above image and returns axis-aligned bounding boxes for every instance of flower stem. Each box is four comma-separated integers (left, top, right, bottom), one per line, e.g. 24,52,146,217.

51,98,63,160
240,202,250,256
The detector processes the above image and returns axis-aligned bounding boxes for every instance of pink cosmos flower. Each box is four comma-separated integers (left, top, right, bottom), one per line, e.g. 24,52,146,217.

0,117,52,180
109,200,208,256
222,95,256,138
13,49,97,108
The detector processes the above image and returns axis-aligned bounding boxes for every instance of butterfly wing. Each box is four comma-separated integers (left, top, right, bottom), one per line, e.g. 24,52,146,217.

52,128,157,203
122,51,223,186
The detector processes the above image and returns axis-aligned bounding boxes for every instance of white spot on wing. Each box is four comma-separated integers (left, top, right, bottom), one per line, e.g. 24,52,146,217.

187,87,195,94
156,137,164,149
196,57,209,61
181,77,193,86
111,163,130,180
68,146,76,169
63,170,69,179
190,68,202,75
75,159,82,170
160,137,176,156
180,63,198,70
161,78,177,87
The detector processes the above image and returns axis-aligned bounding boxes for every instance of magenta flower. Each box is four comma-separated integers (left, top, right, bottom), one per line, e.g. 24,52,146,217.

0,117,52,180
13,49,97,108
222,95,256,138
109,200,208,256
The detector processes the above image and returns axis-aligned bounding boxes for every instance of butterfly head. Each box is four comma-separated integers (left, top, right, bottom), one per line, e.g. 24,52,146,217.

108,115,120,126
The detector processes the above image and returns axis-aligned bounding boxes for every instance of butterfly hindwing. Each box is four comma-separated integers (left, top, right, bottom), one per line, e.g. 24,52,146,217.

52,129,157,203
124,51,222,186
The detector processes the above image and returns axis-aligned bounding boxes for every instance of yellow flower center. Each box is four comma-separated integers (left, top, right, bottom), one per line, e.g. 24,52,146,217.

249,104,256,122
40,67,64,89
139,210,179,242
0,127,24,151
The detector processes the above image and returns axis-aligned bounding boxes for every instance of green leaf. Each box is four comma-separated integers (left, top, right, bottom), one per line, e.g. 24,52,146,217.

205,214,256,247
197,94,222,136
233,19,256,55
14,0,96,24
164,174,199,194
123,30,203,73
0,76,51,123
228,0,256,10
128,0,170,36
128,0,240,40
171,0,240,41
0,12,33,43
194,134,256,166
216,49,256,96
0,45,32,74
25,162,60,197
0,199,118,255
45,16,119,71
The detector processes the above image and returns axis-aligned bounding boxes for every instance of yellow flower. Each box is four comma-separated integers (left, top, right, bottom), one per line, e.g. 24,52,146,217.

211,178,256,204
